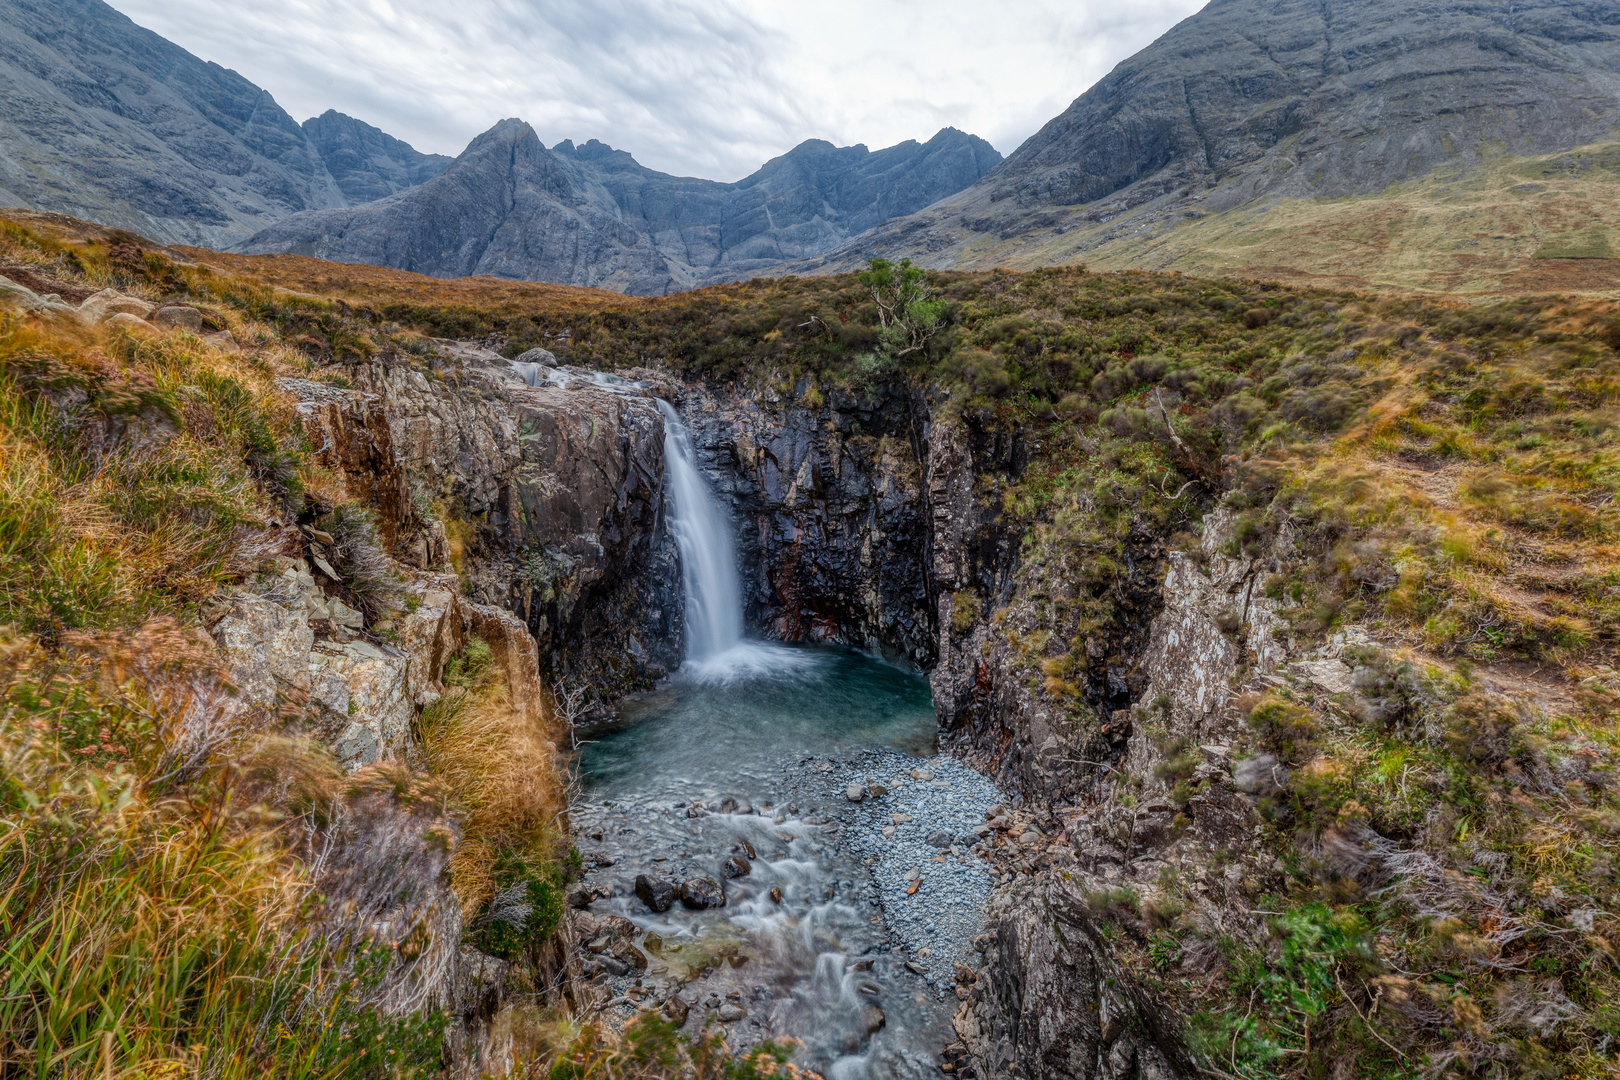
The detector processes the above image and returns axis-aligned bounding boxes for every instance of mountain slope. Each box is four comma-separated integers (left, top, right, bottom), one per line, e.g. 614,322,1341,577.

239,124,1002,294
0,0,458,246
0,0,348,245
802,0,1620,296
234,120,679,293
302,110,453,205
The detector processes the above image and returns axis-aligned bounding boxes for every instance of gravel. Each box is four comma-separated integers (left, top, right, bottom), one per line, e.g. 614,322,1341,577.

832,750,1002,982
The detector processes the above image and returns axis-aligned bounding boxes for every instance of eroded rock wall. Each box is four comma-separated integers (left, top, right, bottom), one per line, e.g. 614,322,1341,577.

292,344,682,688
948,511,1311,1080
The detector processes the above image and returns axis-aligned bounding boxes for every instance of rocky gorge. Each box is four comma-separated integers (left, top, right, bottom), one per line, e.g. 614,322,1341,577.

5,218,1618,1080
236,332,1295,1077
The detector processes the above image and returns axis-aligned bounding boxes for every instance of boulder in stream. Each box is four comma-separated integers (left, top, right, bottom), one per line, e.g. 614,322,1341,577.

635,874,676,913
721,855,751,879
679,877,726,909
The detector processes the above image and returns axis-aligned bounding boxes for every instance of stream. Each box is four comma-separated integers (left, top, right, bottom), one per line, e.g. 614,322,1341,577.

566,401,1001,1079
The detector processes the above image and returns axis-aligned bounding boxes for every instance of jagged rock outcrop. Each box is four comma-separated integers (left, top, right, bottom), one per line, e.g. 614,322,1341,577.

240,121,1001,295
945,512,1323,1079
283,346,681,687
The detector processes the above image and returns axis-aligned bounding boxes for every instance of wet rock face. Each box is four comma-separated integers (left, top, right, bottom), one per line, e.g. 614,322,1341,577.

634,875,676,913
678,877,726,909
290,346,682,687
674,381,937,665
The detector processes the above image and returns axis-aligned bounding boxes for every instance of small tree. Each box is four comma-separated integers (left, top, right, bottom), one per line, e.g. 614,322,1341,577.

858,257,947,357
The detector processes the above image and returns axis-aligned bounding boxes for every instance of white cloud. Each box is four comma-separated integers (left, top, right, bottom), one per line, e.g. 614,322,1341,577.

104,0,1206,180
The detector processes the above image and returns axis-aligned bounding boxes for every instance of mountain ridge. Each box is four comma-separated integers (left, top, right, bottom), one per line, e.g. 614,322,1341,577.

238,121,1002,295
0,0,464,246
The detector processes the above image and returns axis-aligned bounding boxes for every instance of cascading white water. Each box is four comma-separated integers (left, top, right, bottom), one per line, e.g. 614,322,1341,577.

657,401,745,664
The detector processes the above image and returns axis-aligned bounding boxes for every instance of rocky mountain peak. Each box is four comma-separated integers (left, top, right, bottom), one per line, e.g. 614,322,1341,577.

988,0,1620,213
301,110,452,205
241,119,1003,293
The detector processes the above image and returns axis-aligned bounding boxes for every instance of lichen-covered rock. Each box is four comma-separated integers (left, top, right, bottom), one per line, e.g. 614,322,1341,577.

308,640,413,767
76,288,154,324
210,592,317,714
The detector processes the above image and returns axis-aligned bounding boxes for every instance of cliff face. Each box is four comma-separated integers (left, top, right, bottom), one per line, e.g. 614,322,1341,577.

239,123,1002,295
283,343,682,690
987,0,1620,214
672,380,938,666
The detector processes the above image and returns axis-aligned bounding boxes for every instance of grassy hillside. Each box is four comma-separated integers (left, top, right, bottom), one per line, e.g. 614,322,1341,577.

4,209,1620,1078
808,142,1620,302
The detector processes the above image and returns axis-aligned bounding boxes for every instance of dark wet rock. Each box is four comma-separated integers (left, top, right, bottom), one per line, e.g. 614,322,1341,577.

662,996,690,1026
609,939,648,972
634,874,676,913
565,883,594,909
600,956,630,977
769,886,783,904
718,797,738,813
721,855,751,879
673,381,938,667
926,830,956,849
679,877,726,909
862,1005,886,1034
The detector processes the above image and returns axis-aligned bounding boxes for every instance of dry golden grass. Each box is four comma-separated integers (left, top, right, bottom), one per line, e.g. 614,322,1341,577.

417,642,568,918
173,248,646,319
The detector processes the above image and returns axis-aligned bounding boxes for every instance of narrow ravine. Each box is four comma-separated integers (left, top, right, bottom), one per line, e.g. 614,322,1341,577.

568,402,1001,1080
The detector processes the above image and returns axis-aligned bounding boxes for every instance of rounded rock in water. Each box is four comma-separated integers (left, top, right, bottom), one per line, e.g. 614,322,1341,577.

635,874,676,913
679,876,726,909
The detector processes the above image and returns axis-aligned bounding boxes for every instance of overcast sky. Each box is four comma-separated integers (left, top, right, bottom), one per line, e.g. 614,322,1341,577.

106,0,1205,182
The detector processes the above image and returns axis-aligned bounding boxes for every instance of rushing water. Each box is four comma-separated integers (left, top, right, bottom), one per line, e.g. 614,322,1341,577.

569,403,988,1078
657,400,745,666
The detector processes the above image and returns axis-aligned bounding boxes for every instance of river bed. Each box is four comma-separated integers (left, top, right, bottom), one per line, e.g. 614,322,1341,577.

571,642,1001,1079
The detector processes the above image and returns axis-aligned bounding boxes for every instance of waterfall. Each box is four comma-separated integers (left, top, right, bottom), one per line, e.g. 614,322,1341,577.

657,401,744,663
